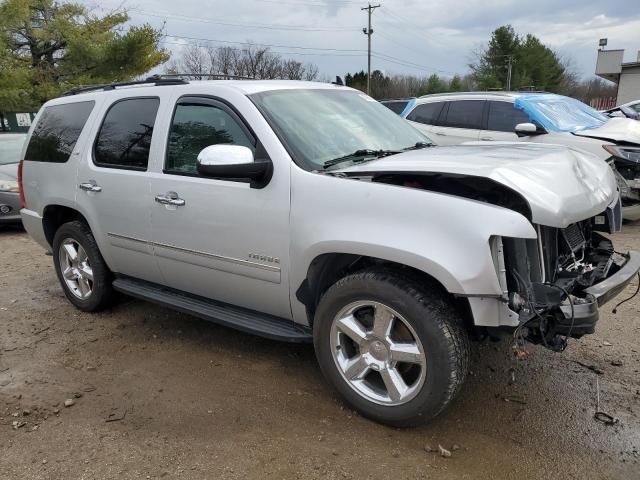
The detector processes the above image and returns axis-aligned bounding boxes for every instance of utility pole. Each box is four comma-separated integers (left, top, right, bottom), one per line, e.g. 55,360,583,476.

362,3,380,95
506,55,514,91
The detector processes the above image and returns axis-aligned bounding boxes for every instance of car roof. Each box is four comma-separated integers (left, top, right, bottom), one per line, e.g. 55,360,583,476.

46,79,350,106
415,91,549,102
0,133,27,139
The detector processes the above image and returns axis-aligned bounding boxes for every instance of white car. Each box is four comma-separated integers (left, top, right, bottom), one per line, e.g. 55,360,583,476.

402,92,640,219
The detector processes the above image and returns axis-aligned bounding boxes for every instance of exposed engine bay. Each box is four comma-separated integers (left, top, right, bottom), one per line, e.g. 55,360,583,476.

500,222,625,351
364,171,630,352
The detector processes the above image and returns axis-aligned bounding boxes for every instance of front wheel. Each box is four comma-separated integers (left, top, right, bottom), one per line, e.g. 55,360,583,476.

313,268,470,427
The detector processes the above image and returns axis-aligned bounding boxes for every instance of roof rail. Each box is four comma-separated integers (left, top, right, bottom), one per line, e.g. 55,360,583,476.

62,75,188,96
157,73,255,80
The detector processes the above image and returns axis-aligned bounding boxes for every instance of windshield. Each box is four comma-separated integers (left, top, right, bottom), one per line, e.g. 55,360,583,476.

0,135,26,165
514,94,609,133
250,89,431,170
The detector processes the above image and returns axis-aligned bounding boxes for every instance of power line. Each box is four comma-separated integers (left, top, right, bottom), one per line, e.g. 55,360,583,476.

130,8,359,32
163,34,365,53
161,39,365,58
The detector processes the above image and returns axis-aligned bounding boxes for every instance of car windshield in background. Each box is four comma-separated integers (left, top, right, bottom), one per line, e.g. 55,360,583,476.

0,135,27,165
251,89,430,170
514,94,609,133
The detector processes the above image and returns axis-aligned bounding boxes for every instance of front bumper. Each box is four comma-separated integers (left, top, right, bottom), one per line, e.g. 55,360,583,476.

0,191,22,224
557,250,640,336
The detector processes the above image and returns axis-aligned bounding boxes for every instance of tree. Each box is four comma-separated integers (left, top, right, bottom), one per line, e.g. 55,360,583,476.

469,25,568,92
0,0,168,111
166,43,320,81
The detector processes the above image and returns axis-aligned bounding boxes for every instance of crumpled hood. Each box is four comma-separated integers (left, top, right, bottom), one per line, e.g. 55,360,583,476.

335,143,617,228
573,117,640,144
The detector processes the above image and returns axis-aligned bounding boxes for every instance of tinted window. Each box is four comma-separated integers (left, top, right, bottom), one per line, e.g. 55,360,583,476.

406,102,444,125
441,100,484,129
487,101,530,132
94,98,159,170
382,101,408,114
24,102,94,163
166,103,254,175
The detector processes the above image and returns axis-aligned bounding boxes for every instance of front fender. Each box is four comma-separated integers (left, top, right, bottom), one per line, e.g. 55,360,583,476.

289,169,537,324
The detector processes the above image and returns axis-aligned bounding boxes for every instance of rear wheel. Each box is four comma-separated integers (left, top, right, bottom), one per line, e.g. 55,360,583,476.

52,221,114,312
314,268,470,427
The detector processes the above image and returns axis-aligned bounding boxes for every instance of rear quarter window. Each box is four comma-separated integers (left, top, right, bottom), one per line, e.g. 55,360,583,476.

24,101,95,163
406,102,444,125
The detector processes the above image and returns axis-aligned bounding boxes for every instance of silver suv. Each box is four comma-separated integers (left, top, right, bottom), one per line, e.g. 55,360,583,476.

19,78,640,426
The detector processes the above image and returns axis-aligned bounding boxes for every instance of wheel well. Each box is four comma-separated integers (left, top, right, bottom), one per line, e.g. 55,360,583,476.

296,253,474,333
42,205,89,246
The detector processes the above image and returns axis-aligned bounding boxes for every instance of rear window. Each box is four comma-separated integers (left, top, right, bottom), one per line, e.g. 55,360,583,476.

441,100,484,129
94,98,160,170
406,102,444,125
382,101,409,114
24,101,95,163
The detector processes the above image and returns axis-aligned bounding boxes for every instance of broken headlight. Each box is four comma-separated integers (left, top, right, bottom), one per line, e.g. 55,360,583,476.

604,145,640,164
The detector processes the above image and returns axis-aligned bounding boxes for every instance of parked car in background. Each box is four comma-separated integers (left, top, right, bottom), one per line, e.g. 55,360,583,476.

401,92,640,220
18,78,639,426
603,100,640,120
380,98,415,116
0,133,26,226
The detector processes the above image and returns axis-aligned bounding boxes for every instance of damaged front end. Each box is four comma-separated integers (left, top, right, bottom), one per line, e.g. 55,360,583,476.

495,201,640,351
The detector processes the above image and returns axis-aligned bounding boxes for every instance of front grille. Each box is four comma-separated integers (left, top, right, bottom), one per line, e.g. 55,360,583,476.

562,223,586,254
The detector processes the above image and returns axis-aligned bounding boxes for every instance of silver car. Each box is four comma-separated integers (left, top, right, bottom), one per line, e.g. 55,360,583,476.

0,133,26,226
18,78,640,426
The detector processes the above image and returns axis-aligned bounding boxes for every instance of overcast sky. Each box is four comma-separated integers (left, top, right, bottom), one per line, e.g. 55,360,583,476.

88,0,639,80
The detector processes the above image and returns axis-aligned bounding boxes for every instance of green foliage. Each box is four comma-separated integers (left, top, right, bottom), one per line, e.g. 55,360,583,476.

345,70,466,99
470,24,567,92
0,0,169,111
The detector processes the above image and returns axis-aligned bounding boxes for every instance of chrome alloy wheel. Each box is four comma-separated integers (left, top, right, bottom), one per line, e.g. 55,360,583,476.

59,238,94,299
330,301,427,406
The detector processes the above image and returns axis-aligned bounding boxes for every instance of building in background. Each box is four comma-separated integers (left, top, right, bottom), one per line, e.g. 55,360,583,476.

596,47,640,106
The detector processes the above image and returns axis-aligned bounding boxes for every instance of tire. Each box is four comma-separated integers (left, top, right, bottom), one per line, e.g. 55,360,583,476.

52,220,114,312
313,268,470,427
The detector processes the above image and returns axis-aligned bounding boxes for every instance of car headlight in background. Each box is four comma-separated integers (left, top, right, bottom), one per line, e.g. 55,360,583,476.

0,180,19,193
604,145,640,163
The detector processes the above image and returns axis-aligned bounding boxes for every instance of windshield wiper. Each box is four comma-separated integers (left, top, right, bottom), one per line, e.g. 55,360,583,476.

402,141,433,151
322,149,401,169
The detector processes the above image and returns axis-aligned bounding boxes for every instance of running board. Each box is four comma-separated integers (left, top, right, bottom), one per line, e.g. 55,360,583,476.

112,277,312,343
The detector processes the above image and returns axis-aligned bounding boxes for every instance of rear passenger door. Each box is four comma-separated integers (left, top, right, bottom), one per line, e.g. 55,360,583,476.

76,96,163,283
481,101,531,142
431,100,484,145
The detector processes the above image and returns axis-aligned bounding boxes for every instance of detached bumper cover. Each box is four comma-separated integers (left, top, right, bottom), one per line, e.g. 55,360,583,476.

558,251,640,336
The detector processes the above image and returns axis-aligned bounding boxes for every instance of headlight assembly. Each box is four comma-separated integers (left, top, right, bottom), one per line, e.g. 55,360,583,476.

0,180,19,193
603,145,640,163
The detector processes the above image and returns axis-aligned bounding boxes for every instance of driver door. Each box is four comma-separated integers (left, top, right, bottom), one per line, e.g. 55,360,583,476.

148,96,292,319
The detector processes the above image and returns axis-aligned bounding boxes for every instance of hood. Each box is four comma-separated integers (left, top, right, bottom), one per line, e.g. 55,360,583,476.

335,143,616,228
0,162,18,182
573,117,640,144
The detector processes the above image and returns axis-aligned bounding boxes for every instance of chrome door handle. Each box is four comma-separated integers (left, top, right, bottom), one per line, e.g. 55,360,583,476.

434,131,447,136
480,137,494,141
155,192,185,207
79,181,102,192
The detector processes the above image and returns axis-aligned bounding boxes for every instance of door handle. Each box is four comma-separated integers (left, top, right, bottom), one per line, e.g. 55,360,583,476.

79,181,102,192
434,131,448,136
480,136,494,141
155,191,185,207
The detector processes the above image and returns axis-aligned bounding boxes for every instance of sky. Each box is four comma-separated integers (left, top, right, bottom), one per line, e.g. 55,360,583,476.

86,0,640,80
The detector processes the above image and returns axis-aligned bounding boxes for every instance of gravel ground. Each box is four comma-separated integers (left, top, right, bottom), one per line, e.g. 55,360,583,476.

0,225,639,479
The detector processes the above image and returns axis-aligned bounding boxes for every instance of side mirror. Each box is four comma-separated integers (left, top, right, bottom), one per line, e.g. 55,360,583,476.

196,144,272,188
515,122,545,137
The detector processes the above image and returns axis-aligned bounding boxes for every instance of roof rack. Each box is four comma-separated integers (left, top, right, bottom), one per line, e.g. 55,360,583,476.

62,75,188,96
158,73,255,80
62,73,256,96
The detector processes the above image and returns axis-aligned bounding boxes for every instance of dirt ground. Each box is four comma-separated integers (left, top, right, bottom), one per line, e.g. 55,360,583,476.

0,224,638,480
